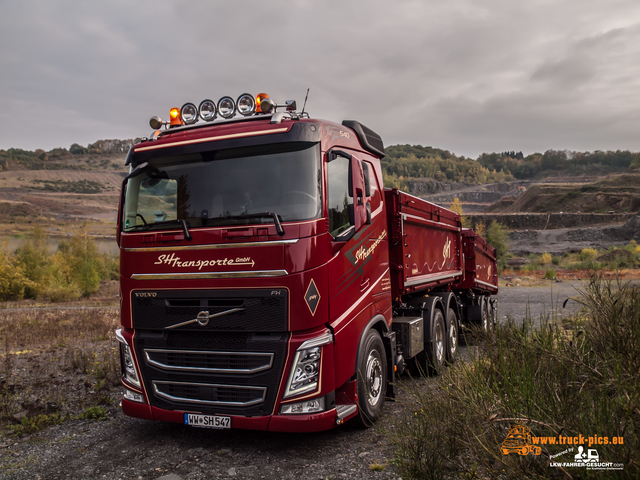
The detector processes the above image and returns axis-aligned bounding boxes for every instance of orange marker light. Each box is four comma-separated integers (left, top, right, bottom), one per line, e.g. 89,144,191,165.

169,107,183,127
255,93,270,114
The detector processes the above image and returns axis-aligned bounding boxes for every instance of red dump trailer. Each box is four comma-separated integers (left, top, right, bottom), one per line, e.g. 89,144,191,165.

116,92,498,432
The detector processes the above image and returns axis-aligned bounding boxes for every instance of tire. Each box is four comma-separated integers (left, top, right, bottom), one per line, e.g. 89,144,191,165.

353,329,387,428
445,307,459,364
427,309,445,374
481,297,489,331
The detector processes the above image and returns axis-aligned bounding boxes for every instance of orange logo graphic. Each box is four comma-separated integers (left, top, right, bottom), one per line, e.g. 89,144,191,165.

502,424,542,456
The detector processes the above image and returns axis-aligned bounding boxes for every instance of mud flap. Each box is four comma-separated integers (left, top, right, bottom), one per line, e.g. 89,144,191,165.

383,331,396,400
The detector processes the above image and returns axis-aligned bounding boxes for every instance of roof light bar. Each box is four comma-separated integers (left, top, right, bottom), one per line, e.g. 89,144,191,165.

149,92,301,130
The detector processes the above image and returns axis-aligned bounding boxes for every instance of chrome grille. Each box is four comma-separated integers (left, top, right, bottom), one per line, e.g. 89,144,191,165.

144,349,274,374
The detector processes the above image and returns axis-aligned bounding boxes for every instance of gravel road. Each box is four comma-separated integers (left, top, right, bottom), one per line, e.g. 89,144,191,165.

0,284,591,480
495,280,584,327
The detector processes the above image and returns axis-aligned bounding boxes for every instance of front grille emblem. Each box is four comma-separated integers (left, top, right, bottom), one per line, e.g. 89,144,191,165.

196,311,210,326
165,308,244,330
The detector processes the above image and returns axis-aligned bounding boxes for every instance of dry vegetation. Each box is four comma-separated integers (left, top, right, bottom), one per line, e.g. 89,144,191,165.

388,277,640,479
0,300,121,437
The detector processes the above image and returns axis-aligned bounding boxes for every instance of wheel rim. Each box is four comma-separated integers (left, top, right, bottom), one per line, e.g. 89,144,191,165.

449,321,458,356
482,302,488,331
435,324,444,364
365,350,383,406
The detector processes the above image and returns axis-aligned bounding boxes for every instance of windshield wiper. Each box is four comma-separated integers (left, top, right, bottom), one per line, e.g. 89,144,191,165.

132,219,192,241
223,212,285,236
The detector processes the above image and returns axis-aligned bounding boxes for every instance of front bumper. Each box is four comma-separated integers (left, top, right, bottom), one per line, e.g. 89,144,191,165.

121,399,342,432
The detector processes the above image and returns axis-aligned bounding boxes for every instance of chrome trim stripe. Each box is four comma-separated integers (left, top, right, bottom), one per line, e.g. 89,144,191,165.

475,279,497,289
135,127,289,152
152,381,266,407
144,349,274,374
130,270,288,280
404,270,463,287
124,239,299,253
164,308,244,330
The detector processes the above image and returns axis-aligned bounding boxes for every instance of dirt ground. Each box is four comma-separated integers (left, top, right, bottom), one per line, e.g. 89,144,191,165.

0,280,605,480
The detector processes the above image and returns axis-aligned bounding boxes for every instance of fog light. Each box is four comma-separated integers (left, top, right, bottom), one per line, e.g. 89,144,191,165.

124,387,145,403
217,96,236,119
279,397,325,415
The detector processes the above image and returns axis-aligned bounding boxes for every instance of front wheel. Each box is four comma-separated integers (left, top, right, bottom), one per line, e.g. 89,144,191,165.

353,329,387,428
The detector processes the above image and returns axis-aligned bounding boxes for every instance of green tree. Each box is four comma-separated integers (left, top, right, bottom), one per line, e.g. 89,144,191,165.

483,221,509,270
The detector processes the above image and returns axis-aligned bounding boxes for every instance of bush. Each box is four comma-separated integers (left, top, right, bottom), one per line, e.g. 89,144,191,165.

2,227,118,302
544,267,556,279
483,221,509,269
0,249,33,301
580,247,598,261
540,252,552,265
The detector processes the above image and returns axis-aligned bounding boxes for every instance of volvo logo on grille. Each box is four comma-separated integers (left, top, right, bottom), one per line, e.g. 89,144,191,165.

134,292,157,297
196,311,210,326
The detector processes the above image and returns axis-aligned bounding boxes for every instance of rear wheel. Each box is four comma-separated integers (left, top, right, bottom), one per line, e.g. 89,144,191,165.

481,297,490,331
445,308,459,364
353,329,387,428
427,309,445,374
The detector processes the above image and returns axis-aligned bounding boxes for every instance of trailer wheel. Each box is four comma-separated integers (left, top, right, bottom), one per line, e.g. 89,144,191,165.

427,309,446,374
354,329,387,428
445,308,459,364
481,297,490,331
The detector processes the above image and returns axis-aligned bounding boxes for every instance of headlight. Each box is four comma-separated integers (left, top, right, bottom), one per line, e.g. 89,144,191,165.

116,329,141,388
283,332,333,399
217,96,236,119
180,103,198,125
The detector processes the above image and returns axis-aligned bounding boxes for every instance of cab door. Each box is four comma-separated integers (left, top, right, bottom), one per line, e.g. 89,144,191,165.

326,150,389,387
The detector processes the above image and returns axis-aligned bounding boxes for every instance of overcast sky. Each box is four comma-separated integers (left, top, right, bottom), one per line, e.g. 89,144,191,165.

1,0,639,158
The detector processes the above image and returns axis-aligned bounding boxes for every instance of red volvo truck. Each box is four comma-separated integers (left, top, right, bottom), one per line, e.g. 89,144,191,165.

116,93,498,432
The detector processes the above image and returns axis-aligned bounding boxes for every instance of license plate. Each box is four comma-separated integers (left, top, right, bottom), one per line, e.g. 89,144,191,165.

184,413,231,429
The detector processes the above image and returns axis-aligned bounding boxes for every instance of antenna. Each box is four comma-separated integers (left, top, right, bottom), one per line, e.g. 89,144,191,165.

300,88,310,117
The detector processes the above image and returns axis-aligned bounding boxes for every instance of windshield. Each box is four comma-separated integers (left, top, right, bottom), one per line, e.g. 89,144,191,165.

123,143,321,232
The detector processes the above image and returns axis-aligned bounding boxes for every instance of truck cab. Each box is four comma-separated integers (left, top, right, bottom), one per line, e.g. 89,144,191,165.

116,94,393,431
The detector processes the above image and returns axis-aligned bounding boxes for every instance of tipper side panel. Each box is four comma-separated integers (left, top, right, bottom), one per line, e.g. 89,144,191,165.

455,229,499,294
384,189,463,298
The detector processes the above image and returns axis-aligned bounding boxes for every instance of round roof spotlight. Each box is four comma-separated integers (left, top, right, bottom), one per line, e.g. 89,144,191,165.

198,99,217,122
180,103,198,125
149,116,163,130
217,96,236,119
236,93,256,116
259,97,276,115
